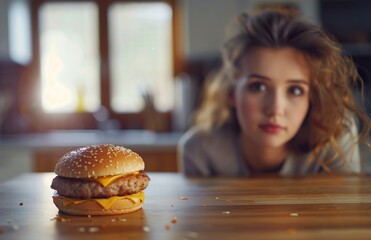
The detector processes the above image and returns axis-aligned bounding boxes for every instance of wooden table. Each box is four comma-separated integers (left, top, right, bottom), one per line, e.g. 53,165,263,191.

1,173,371,239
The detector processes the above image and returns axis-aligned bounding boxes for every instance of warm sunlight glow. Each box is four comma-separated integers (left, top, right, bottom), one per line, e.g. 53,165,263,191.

39,2,100,113
42,44,73,111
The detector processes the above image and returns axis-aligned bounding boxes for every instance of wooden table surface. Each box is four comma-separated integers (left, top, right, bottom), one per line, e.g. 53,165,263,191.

1,173,371,240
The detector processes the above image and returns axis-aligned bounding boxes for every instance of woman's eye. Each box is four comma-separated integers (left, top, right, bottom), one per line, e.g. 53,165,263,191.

248,82,266,92
289,86,304,96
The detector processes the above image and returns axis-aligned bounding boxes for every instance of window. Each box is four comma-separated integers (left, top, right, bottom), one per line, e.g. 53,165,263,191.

34,0,176,131
109,2,173,112
39,2,100,113
8,0,32,65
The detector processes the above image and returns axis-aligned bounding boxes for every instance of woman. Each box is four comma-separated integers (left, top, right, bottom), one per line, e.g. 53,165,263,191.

178,8,371,177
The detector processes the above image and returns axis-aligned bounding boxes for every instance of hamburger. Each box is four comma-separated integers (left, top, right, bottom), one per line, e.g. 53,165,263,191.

51,144,150,216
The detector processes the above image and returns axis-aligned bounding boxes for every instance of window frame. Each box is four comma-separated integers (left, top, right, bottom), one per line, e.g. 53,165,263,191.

24,0,183,132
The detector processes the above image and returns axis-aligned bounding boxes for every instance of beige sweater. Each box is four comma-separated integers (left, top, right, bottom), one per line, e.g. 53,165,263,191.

178,123,360,177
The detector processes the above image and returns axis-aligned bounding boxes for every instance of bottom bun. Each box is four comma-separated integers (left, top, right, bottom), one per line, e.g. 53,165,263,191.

53,194,144,216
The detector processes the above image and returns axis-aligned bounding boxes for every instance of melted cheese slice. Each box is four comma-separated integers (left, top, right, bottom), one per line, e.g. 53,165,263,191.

53,191,144,210
90,171,140,187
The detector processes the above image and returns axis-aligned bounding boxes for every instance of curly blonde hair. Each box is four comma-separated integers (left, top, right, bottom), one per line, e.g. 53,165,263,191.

194,8,370,168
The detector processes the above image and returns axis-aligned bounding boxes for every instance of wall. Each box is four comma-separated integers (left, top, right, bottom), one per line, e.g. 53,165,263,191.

0,0,9,59
0,148,32,182
180,0,319,59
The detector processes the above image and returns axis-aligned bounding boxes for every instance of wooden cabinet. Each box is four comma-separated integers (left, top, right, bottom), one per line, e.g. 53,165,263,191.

33,147,178,173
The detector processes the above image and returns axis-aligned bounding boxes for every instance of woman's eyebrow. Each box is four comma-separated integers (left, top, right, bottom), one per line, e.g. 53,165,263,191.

247,73,309,85
247,73,270,80
287,79,310,85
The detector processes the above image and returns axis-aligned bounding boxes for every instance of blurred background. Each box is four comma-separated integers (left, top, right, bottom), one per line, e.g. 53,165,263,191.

0,0,370,181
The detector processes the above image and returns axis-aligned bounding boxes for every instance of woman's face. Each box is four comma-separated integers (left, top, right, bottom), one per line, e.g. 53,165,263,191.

230,47,310,148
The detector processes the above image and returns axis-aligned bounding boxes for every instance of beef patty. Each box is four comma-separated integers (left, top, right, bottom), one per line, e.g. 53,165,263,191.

51,171,150,199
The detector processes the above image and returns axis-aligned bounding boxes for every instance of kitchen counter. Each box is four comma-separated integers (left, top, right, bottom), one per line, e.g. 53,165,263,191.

0,130,183,182
0,130,182,150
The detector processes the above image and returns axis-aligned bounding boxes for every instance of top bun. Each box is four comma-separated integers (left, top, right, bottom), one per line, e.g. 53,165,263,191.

54,144,144,178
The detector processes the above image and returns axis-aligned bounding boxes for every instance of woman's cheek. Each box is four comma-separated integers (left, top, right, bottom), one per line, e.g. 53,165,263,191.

237,95,260,126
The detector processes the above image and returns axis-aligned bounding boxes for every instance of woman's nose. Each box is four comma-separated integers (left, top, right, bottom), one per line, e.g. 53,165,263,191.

263,91,285,117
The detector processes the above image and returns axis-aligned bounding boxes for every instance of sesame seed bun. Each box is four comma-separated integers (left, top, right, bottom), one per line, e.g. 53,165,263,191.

54,144,145,178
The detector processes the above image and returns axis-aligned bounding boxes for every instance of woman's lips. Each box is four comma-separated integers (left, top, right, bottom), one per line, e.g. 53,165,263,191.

259,123,286,134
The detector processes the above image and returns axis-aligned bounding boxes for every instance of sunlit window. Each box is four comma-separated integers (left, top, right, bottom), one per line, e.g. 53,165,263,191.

39,2,100,113
8,0,32,65
109,2,173,112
